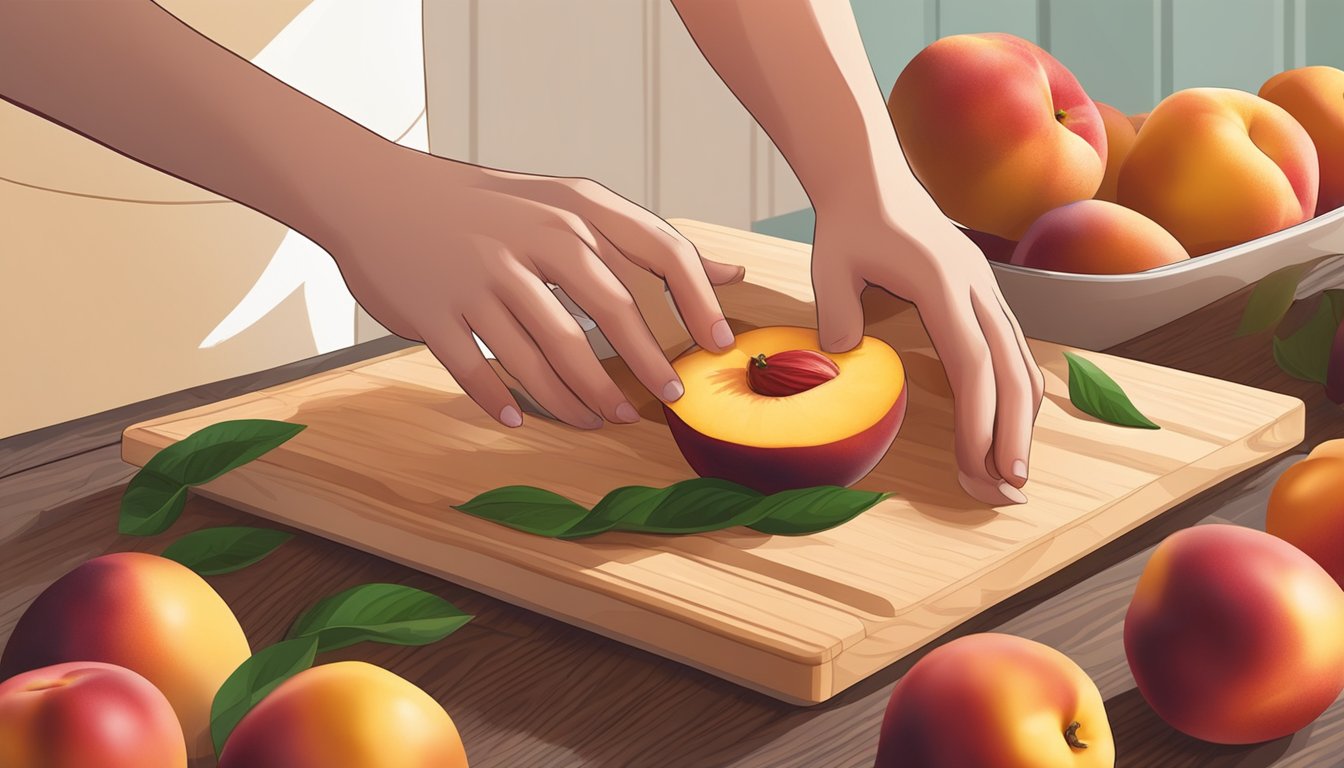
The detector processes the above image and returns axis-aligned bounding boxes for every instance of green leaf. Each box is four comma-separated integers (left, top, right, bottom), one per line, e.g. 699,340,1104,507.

1063,351,1160,429
161,527,293,576
614,478,764,534
454,486,590,537
560,485,664,539
459,478,889,539
287,583,472,654
118,472,189,536
747,487,889,535
210,636,317,758
119,420,305,536
1272,290,1344,384
1238,264,1309,336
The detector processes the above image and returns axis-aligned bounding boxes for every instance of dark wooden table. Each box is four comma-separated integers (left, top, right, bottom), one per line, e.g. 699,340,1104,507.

4,288,1344,768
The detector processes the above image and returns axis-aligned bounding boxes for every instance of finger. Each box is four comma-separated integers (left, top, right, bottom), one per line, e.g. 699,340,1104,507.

420,320,524,428
992,284,1046,417
469,304,604,430
973,290,1035,489
559,250,686,404
572,189,734,352
907,284,1026,506
702,255,746,286
502,268,644,423
813,262,866,353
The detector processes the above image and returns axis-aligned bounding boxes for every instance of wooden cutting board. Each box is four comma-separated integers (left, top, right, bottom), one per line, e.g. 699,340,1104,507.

121,219,1304,705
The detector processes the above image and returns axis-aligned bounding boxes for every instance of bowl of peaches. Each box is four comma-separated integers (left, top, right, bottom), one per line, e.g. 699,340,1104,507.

889,32,1344,350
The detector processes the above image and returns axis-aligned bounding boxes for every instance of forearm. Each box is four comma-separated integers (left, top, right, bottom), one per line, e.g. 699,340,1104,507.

0,0,403,246
671,0,941,224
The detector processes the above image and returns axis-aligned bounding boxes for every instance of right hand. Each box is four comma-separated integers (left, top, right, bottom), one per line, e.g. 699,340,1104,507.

810,209,1045,506
320,149,744,430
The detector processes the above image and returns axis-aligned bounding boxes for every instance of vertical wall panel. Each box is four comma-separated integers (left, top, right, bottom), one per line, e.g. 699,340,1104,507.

937,0,1040,42
1304,0,1344,69
850,0,933,96
423,0,473,162
1049,0,1163,114
657,1,755,228
769,154,812,220
474,1,649,205
1169,0,1284,93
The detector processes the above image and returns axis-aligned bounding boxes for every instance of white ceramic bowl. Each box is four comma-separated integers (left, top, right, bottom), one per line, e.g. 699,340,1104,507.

990,206,1344,350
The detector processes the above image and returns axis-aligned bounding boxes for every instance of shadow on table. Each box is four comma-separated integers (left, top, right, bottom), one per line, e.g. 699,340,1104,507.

1105,687,1300,768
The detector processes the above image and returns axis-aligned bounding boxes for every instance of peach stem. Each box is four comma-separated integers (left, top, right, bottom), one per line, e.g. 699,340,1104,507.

1064,721,1088,750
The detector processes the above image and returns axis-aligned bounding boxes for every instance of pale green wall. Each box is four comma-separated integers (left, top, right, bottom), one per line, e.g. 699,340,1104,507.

758,0,1344,241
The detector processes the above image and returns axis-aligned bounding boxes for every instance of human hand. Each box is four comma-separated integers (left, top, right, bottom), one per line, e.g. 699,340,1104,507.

811,210,1044,505
321,148,744,429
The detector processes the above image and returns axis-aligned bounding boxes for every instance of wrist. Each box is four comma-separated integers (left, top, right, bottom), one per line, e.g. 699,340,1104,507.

299,139,437,255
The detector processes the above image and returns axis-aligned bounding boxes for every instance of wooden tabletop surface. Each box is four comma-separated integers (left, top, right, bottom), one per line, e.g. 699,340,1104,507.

4,284,1344,768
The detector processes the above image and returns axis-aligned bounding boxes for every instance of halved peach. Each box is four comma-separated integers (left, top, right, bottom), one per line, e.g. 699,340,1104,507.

664,326,906,494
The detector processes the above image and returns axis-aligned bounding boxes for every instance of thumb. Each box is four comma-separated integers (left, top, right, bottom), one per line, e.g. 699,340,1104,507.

813,265,865,353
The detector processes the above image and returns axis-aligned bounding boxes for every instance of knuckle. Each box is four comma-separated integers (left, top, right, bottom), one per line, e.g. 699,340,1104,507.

1029,366,1046,399
552,317,589,347
565,176,603,197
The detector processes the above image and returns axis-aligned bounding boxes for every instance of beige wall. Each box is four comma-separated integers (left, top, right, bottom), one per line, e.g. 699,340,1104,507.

1,0,317,439
423,0,808,228
1,0,793,439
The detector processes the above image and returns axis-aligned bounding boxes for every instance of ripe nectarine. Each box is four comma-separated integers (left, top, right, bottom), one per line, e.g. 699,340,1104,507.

1117,88,1318,256
1260,66,1344,216
1094,102,1137,203
0,553,251,758
875,633,1114,767
0,661,187,768
888,33,1106,240
218,661,469,768
1266,454,1344,588
1011,199,1188,274
1124,525,1344,744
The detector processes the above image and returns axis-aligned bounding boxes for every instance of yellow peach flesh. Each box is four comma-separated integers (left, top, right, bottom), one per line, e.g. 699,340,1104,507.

666,327,904,449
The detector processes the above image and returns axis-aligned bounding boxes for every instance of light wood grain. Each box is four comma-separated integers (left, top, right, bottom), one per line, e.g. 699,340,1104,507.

121,220,1305,704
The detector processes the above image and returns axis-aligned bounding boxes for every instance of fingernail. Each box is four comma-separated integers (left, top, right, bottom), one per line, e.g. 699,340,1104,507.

823,334,858,353
999,481,1028,505
499,405,523,428
711,319,735,349
662,379,685,402
615,401,640,423
582,411,604,429
1010,459,1028,486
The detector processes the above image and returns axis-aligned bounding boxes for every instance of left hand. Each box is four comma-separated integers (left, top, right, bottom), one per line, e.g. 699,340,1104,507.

810,210,1045,506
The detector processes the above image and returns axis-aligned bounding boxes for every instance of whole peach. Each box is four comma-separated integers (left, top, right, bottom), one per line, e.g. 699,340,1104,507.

876,633,1114,767
1124,524,1344,744
1308,438,1344,462
1260,66,1344,216
0,661,187,768
1117,88,1318,256
1266,455,1344,587
888,33,1106,240
1011,199,1188,274
0,552,251,758
218,661,469,768
1094,102,1138,203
